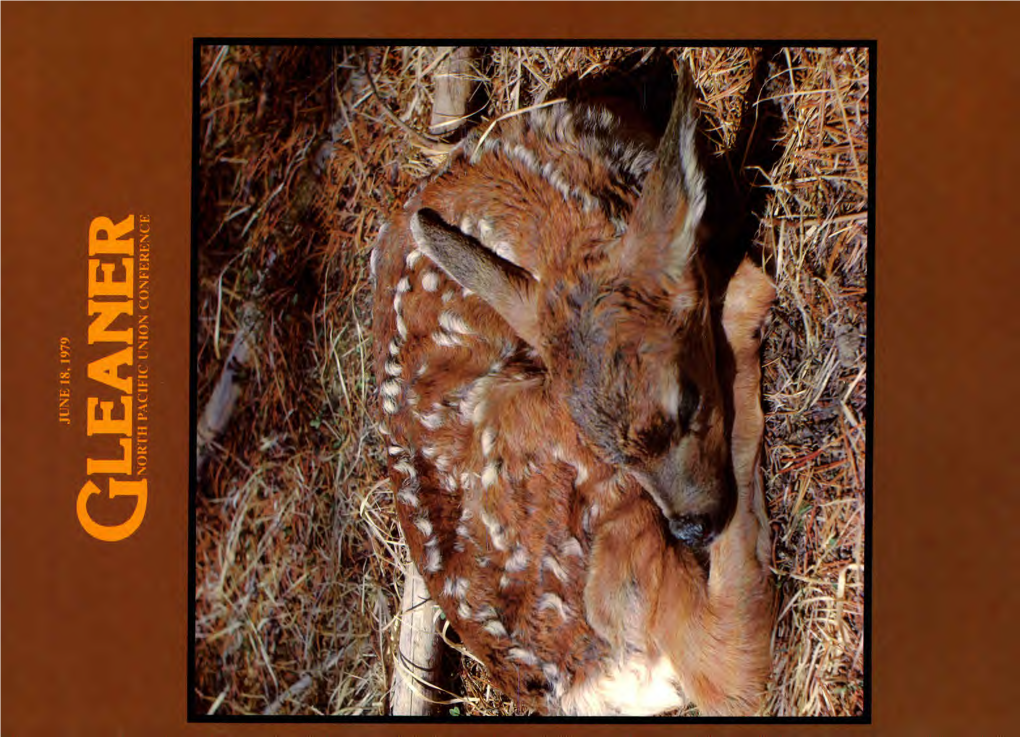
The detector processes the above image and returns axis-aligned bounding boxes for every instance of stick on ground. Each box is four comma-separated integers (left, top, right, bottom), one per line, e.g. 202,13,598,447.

390,561,445,715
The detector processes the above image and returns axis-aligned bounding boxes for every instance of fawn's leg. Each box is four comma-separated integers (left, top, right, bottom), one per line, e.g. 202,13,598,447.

652,258,776,716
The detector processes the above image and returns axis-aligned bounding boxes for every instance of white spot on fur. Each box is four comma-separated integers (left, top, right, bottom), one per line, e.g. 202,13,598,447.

506,544,528,572
421,445,437,459
441,289,455,303
443,576,469,599
384,360,402,377
560,537,583,558
553,445,589,485
457,601,472,620
422,270,440,292
479,510,508,552
394,459,416,478
380,380,402,399
467,133,495,164
388,340,400,357
474,604,497,622
396,314,408,339
414,517,433,538
424,538,442,573
543,164,573,203
509,648,539,666
483,619,508,638
457,376,493,425
438,311,473,335
617,143,656,179
406,248,423,269
544,662,567,700
415,361,429,378
481,462,499,489
383,397,399,414
542,555,568,583
432,331,464,349
507,143,539,171
396,276,411,295
537,592,571,621
459,215,474,236
421,411,445,431
481,427,496,457
388,445,404,456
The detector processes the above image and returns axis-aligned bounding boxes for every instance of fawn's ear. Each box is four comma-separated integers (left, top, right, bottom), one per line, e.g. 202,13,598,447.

410,208,542,350
616,70,706,291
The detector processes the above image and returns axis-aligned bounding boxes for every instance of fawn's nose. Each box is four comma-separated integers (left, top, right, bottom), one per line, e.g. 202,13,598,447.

668,514,713,547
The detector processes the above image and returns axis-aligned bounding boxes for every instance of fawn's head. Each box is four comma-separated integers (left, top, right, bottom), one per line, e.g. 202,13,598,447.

409,73,736,547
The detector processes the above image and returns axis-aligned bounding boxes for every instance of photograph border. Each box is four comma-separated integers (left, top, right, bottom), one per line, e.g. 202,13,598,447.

186,37,876,725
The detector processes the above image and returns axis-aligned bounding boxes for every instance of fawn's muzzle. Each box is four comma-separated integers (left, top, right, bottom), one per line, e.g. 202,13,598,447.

668,513,714,546
639,446,733,548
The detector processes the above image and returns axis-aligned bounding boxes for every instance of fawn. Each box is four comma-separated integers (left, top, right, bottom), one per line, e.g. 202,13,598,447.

372,62,775,716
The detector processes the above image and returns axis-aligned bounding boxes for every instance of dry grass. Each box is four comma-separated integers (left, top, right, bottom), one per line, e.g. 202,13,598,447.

192,44,869,718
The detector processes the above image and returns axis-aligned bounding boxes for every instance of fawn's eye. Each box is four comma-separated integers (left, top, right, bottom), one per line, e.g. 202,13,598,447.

677,385,701,430
634,416,676,458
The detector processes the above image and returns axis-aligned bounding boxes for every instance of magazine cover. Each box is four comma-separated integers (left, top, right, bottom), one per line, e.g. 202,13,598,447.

3,3,1016,735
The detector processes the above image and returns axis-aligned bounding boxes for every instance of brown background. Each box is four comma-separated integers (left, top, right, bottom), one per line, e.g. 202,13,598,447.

3,2,1018,735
